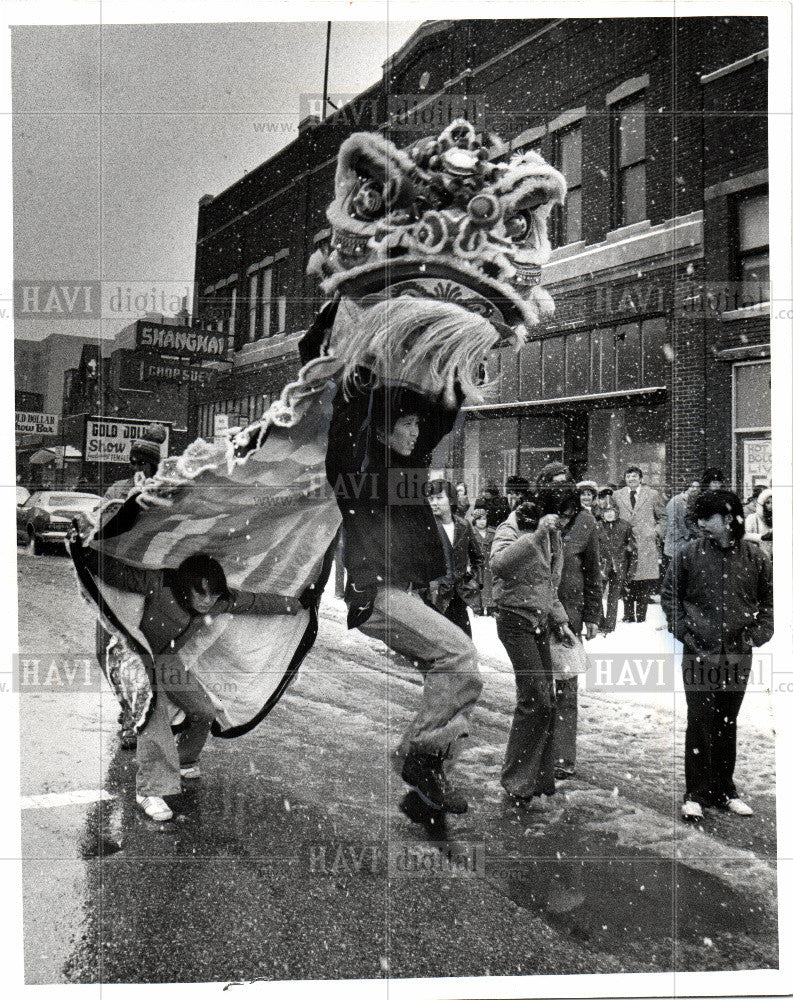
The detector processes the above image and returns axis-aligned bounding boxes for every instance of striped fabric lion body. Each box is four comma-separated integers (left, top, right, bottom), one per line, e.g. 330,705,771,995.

76,376,342,737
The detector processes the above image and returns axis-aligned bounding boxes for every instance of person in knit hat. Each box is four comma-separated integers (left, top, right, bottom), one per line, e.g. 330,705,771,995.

576,479,598,511
103,423,167,501
470,502,496,615
130,423,167,474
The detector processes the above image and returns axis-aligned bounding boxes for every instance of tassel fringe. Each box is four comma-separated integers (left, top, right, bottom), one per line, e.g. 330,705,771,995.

329,296,501,405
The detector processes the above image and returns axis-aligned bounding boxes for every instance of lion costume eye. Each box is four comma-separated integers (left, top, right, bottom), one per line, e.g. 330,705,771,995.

350,178,385,221
504,212,531,242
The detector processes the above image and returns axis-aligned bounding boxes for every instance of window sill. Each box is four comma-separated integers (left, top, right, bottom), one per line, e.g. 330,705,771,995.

720,302,770,321
605,219,652,243
233,331,301,366
548,239,585,260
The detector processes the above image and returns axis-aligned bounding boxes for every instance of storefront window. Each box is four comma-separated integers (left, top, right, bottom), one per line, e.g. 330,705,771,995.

479,416,519,489
588,405,666,490
734,360,771,430
566,331,590,396
641,317,668,387
542,337,565,398
497,347,519,403
247,273,258,342
615,322,640,390
519,415,565,481
733,361,771,498
591,327,615,394
519,339,542,401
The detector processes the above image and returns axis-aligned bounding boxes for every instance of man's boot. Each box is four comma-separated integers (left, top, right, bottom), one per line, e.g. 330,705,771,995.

401,749,468,814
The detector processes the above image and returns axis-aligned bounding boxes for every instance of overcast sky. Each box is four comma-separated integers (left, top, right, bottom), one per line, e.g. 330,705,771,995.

12,19,422,340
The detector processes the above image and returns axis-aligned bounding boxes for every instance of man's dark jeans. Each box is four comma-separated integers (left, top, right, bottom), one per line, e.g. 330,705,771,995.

681,644,752,805
497,608,556,799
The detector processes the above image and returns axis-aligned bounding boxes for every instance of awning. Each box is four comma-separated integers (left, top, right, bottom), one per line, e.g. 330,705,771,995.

28,445,82,465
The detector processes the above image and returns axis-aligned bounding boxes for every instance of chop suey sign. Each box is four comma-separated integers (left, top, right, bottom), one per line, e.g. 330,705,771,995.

136,321,227,360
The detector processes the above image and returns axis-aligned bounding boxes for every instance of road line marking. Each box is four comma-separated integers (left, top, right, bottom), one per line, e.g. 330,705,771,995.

21,789,115,810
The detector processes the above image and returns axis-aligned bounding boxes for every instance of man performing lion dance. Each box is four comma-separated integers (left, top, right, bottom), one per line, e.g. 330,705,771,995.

72,118,565,823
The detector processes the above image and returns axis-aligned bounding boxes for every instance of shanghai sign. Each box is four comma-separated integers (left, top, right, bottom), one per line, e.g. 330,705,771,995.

135,321,228,360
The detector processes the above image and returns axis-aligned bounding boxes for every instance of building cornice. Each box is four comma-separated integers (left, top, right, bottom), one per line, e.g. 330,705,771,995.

700,48,768,86
542,212,703,286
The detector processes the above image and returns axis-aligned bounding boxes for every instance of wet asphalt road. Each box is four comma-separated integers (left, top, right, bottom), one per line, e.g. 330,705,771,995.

18,551,779,985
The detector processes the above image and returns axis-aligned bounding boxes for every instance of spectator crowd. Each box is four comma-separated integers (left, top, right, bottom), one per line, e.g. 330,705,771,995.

423,459,773,823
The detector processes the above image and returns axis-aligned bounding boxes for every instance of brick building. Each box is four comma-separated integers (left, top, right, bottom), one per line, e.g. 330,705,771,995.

189,17,770,499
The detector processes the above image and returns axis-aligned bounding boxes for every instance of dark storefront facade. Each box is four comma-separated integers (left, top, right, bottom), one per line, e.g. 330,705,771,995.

190,18,770,500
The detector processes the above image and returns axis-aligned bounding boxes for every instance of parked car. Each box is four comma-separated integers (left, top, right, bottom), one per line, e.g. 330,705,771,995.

16,490,101,555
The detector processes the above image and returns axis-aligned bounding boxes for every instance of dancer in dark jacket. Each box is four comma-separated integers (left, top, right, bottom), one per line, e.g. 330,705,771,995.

81,543,297,821
326,373,482,814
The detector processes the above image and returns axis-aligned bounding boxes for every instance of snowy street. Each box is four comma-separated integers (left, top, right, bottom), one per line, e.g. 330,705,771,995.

17,549,778,984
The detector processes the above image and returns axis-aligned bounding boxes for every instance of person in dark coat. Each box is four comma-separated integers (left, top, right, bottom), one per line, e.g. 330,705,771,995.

595,486,638,634
553,487,602,778
426,479,484,637
470,502,496,615
744,487,772,558
505,475,532,512
455,482,472,519
684,467,724,539
482,482,511,528
661,489,773,822
325,373,482,814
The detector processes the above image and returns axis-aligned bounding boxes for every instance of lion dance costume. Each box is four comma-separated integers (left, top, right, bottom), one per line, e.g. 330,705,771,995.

71,119,565,816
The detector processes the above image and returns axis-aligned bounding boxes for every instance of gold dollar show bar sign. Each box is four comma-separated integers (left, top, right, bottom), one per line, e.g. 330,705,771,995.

84,417,171,463
15,412,58,436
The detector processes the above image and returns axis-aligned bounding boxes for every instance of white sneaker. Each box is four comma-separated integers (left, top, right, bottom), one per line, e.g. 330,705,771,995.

681,800,703,821
136,794,173,822
180,764,201,780
726,797,754,816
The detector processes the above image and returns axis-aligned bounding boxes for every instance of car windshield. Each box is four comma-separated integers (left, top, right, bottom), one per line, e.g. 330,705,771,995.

44,493,100,510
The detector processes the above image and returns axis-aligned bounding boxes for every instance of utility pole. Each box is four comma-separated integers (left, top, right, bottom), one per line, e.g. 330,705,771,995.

322,22,331,120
